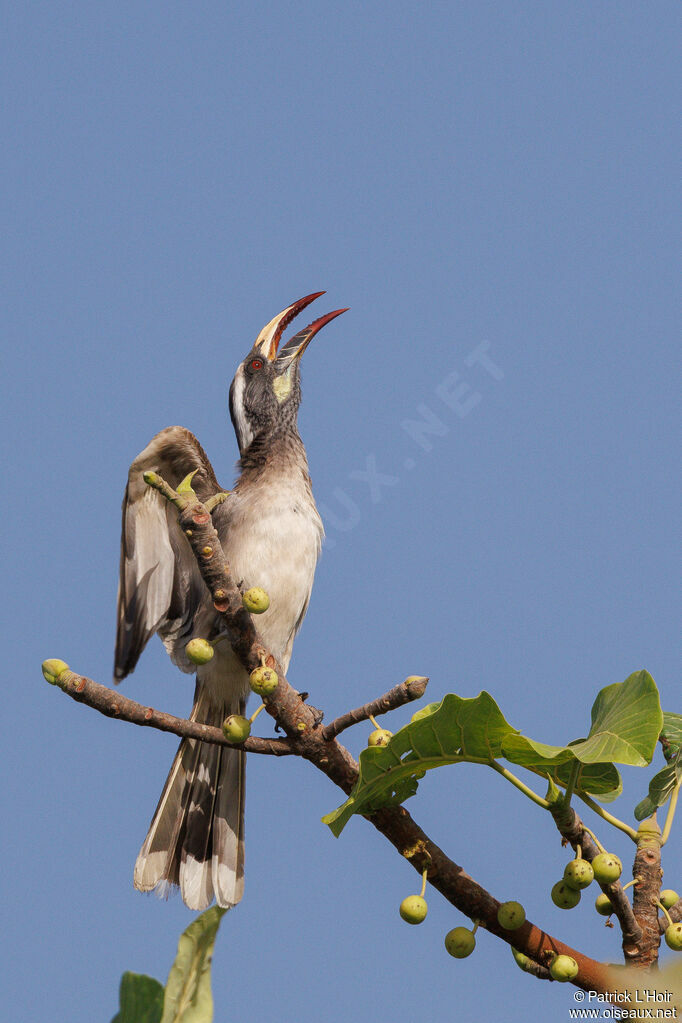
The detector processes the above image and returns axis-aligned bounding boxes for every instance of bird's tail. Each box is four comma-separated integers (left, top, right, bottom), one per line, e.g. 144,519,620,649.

134,683,245,911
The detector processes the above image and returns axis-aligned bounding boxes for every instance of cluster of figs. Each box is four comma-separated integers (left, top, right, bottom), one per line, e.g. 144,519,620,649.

398,841,682,983
551,848,682,951
399,893,579,982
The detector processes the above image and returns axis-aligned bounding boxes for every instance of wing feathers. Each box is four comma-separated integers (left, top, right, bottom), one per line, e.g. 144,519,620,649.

114,426,224,683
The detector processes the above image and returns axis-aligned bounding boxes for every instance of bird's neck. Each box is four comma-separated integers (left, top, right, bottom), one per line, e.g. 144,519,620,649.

237,424,309,480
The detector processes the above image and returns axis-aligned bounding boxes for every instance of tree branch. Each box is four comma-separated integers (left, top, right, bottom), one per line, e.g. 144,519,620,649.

549,796,643,957
629,821,663,968
50,669,295,755
44,475,629,999
322,676,429,741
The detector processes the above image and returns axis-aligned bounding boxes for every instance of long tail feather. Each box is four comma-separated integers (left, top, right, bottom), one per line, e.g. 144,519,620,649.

134,685,245,911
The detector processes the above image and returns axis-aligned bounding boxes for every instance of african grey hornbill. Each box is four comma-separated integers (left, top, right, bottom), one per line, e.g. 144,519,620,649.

114,293,346,911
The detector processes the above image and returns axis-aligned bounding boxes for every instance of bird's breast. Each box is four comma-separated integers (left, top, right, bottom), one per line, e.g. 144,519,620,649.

222,483,323,670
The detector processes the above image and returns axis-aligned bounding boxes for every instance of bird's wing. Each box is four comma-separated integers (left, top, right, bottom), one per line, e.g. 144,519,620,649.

115,426,227,683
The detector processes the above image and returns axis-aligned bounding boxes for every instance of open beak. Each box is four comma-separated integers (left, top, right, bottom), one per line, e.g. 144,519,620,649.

275,307,349,370
254,292,325,362
254,293,348,364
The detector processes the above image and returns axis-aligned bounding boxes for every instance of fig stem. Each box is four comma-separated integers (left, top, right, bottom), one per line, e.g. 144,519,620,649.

577,795,639,842
249,702,266,724
419,868,427,898
661,779,680,847
368,714,380,730
580,825,607,854
657,901,674,928
488,762,551,810
563,761,580,807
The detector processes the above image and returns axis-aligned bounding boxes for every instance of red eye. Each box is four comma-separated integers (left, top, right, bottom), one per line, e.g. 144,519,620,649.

250,358,264,371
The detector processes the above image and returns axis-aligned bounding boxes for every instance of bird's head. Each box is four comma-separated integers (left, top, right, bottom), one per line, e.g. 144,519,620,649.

229,292,347,455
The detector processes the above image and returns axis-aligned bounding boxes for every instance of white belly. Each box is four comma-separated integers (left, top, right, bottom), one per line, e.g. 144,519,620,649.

199,481,323,709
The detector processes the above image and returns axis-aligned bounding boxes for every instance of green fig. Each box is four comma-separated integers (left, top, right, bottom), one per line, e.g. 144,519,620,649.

563,858,594,890
222,714,251,744
549,954,579,982
249,665,278,696
368,728,393,747
665,923,682,951
591,853,622,885
242,587,270,614
497,901,526,930
444,927,476,959
660,890,680,910
551,881,581,910
399,895,428,924
186,638,214,665
42,659,70,685
595,893,613,916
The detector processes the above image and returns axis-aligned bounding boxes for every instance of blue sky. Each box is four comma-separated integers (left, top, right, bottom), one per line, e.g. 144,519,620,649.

2,3,680,1021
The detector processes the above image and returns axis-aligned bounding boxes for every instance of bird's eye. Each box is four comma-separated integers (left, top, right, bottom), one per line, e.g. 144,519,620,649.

250,358,264,371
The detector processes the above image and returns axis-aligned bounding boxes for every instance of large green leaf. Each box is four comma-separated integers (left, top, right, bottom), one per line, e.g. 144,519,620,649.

501,671,660,771
322,672,660,836
161,906,227,1023
322,692,518,836
635,748,682,821
111,972,164,1023
583,671,662,765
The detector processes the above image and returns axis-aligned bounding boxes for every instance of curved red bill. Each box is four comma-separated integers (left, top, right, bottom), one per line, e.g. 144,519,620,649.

276,308,349,365
254,292,326,361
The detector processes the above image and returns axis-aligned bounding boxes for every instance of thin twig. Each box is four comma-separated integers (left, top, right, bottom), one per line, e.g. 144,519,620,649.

322,676,429,741
51,669,295,755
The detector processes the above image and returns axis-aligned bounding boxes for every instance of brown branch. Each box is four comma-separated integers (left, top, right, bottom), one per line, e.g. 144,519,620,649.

322,676,429,741
549,800,643,957
141,473,318,740
629,822,663,968
51,656,616,994
45,475,629,999
51,669,295,756
366,806,614,995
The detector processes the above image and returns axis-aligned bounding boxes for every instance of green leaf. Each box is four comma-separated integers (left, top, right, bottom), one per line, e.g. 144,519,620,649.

662,711,682,752
635,748,682,821
551,758,623,802
500,671,660,802
111,972,164,1023
500,734,623,801
501,670,660,772
323,673,660,835
583,671,662,766
322,691,519,836
161,906,227,1023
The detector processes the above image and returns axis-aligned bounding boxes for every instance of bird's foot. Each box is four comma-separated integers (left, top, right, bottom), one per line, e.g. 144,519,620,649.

299,695,324,728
